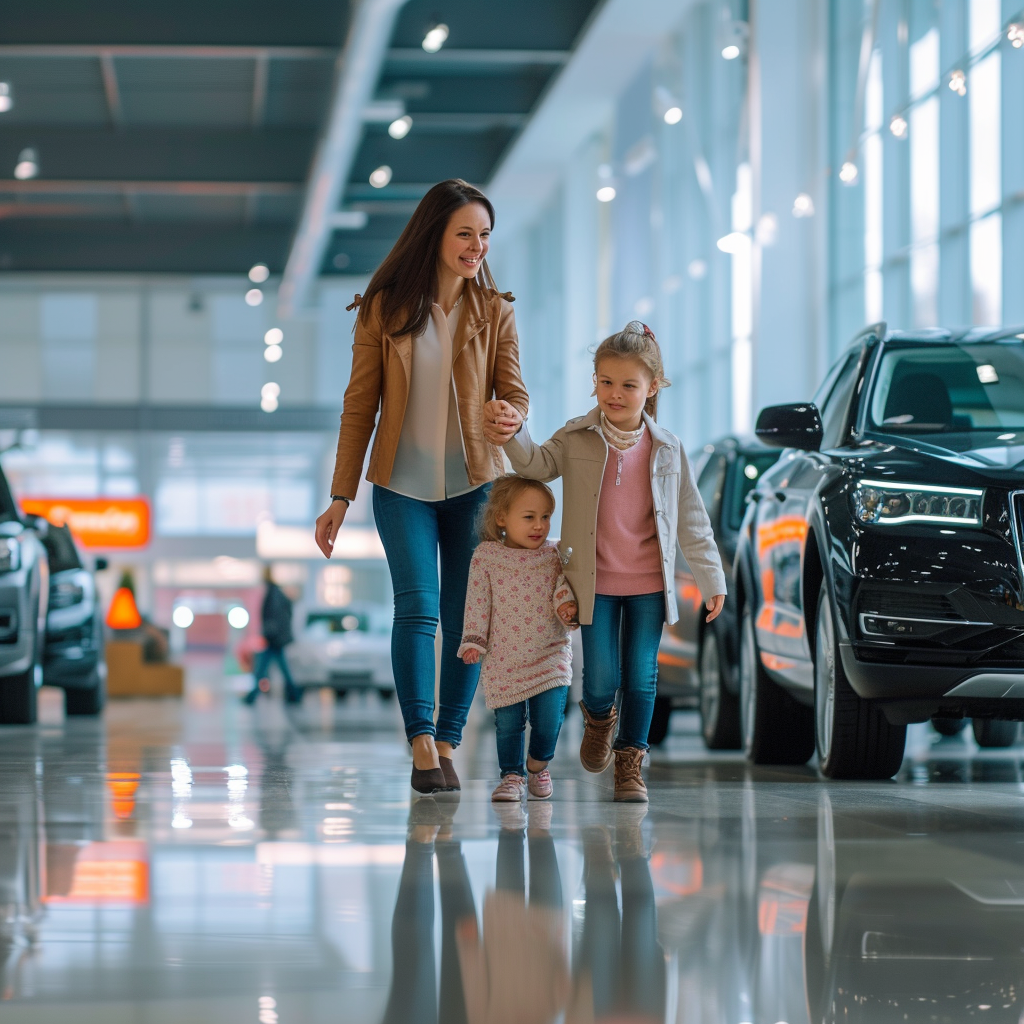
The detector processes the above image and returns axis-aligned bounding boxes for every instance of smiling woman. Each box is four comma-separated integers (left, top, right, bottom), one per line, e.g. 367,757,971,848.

312,179,530,795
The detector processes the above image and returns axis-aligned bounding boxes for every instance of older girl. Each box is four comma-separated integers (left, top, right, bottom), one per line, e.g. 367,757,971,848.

315,179,528,795
488,321,726,802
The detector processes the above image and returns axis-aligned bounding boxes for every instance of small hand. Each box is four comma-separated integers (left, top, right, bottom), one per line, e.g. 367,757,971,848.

314,500,348,559
556,601,579,628
705,594,726,623
482,400,523,446
461,649,481,665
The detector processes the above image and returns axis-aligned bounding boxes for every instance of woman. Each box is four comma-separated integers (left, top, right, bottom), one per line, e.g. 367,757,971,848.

315,179,527,795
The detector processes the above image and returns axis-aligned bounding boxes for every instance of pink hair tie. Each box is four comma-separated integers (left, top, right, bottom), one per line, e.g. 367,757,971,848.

641,323,656,341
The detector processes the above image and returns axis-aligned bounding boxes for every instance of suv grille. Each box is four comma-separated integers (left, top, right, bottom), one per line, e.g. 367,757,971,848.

857,588,961,621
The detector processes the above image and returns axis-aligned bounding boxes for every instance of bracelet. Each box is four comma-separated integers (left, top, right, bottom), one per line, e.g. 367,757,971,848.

330,495,350,506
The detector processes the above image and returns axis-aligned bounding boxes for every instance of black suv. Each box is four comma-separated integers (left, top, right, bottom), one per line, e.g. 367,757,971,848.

738,324,1024,779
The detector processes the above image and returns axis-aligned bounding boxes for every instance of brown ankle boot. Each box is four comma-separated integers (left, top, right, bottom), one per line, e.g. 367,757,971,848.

613,747,648,803
579,701,618,772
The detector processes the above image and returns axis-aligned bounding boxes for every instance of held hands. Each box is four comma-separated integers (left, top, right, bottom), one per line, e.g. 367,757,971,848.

556,601,579,629
461,648,482,665
482,400,522,446
705,594,726,623
314,500,348,559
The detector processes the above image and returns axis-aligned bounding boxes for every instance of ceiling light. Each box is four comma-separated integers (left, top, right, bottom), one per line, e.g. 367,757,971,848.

716,231,748,253
596,186,617,202
663,106,683,125
792,192,815,217
687,258,708,280
0,83,12,113
14,147,38,180
264,344,283,363
422,23,449,53
999,433,1016,440
245,288,263,306
227,606,250,629
388,115,413,139
949,69,966,95
1009,23,1024,47
172,606,194,629
889,114,908,138
261,382,280,400
260,395,278,413
839,160,859,185
248,263,270,283
722,44,741,60
264,327,283,346
369,165,392,189
977,364,999,384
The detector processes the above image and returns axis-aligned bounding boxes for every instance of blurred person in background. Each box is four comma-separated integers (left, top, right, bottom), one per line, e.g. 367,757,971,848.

243,565,300,705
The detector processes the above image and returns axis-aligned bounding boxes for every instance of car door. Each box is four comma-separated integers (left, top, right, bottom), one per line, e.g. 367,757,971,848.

752,350,864,692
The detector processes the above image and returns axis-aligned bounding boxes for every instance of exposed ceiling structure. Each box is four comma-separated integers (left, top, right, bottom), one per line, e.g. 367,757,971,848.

0,1,602,280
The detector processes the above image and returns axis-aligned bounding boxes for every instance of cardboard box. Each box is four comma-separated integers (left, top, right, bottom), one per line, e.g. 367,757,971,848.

105,641,184,698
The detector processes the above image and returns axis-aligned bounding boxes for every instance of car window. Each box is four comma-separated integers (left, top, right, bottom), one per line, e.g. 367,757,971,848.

725,451,782,530
43,524,83,573
306,610,368,633
696,455,726,517
868,341,1024,433
819,350,862,448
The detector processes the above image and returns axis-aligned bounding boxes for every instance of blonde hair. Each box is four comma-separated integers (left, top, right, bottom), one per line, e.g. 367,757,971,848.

593,320,671,419
477,475,555,543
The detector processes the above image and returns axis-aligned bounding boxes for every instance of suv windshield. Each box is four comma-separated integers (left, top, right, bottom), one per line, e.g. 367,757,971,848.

868,341,1024,434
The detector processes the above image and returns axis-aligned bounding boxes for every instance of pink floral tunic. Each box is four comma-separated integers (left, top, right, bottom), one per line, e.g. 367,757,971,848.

457,541,574,709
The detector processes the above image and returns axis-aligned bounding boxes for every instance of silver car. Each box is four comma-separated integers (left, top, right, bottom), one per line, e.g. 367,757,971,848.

286,605,395,699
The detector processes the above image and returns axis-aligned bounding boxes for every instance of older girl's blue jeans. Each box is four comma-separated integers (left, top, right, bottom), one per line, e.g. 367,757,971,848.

580,591,665,751
494,685,568,777
373,483,490,747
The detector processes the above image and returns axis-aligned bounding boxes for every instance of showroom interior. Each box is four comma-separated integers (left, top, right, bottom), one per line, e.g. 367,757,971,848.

4,0,1024,1020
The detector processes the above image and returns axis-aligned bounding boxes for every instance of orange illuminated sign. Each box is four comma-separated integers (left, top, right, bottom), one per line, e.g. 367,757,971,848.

21,496,150,549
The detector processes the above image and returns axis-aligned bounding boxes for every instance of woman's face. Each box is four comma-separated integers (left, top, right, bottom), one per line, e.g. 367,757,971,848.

438,202,491,283
595,355,657,431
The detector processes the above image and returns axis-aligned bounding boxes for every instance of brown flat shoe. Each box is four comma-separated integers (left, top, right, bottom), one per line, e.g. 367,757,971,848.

438,756,460,791
579,701,618,773
411,766,449,794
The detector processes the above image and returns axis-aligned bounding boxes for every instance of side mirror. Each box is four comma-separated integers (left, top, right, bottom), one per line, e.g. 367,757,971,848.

95,557,109,572
24,513,49,538
755,403,823,451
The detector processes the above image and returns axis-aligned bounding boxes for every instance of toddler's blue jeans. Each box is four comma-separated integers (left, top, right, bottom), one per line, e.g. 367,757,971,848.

493,685,568,777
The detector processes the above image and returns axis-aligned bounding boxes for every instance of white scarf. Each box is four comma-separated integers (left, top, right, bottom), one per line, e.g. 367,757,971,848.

599,412,645,486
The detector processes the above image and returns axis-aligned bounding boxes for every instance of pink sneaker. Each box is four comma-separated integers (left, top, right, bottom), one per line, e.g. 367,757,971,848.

491,774,527,802
528,767,552,800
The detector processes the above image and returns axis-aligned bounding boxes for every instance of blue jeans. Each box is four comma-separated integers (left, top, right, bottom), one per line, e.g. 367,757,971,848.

246,646,299,701
493,686,567,777
580,592,665,751
373,484,490,746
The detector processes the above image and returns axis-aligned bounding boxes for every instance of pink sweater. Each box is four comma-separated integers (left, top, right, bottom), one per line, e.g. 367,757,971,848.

596,429,664,595
457,541,574,709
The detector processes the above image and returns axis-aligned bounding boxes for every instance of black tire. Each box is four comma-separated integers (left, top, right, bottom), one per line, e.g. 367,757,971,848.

65,670,106,716
932,716,968,737
972,718,1020,748
0,665,38,725
814,588,906,779
739,604,814,765
699,628,741,750
647,694,673,746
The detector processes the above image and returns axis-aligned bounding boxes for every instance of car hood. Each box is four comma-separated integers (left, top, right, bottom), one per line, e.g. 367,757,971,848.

857,432,1024,484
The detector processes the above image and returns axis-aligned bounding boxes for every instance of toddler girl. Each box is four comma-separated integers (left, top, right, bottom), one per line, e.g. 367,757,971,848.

494,321,726,802
458,475,578,803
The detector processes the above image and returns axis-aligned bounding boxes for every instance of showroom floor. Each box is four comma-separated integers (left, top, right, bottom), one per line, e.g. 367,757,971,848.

2,664,1024,1022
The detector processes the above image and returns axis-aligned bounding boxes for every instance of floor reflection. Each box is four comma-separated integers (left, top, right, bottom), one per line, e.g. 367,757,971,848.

3,683,1024,1021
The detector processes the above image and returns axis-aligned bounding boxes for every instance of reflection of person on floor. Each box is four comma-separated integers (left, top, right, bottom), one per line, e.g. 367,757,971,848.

381,801,475,1024
244,565,301,705
457,805,570,1024
568,817,666,1024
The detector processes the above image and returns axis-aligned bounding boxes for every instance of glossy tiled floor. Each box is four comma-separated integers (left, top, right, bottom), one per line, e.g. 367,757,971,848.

4,662,1024,1022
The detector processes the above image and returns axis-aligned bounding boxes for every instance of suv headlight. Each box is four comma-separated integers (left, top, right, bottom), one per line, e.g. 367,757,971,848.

0,538,21,573
50,581,85,608
853,479,983,527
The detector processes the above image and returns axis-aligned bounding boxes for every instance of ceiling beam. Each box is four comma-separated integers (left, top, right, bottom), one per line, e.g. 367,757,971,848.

280,0,411,317
384,48,570,67
0,180,301,196
0,44,334,59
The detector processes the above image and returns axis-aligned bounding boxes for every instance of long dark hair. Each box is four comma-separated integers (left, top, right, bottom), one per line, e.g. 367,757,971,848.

358,179,498,338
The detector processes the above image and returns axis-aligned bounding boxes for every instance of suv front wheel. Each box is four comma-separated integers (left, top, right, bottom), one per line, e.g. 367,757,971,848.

814,588,906,779
699,628,741,750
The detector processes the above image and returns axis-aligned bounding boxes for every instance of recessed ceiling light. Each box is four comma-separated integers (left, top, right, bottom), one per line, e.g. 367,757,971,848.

264,328,283,346
422,23,449,53
0,83,12,113
248,263,270,283
369,165,392,189
14,147,38,180
388,115,413,139
264,344,283,363
245,288,263,306
596,186,616,202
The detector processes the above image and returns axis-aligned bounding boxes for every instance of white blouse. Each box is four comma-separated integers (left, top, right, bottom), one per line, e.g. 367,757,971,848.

385,302,474,501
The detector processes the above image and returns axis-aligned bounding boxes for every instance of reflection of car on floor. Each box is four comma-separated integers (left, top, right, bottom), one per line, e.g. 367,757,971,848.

39,523,107,715
0,466,49,724
651,437,781,746
286,605,395,698
738,325,1024,779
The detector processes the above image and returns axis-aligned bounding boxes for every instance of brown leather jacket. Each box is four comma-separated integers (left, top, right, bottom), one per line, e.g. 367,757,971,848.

330,278,530,499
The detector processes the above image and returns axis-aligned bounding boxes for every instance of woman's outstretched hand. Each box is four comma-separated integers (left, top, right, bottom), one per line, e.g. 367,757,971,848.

314,500,348,559
482,400,522,446
705,594,726,623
